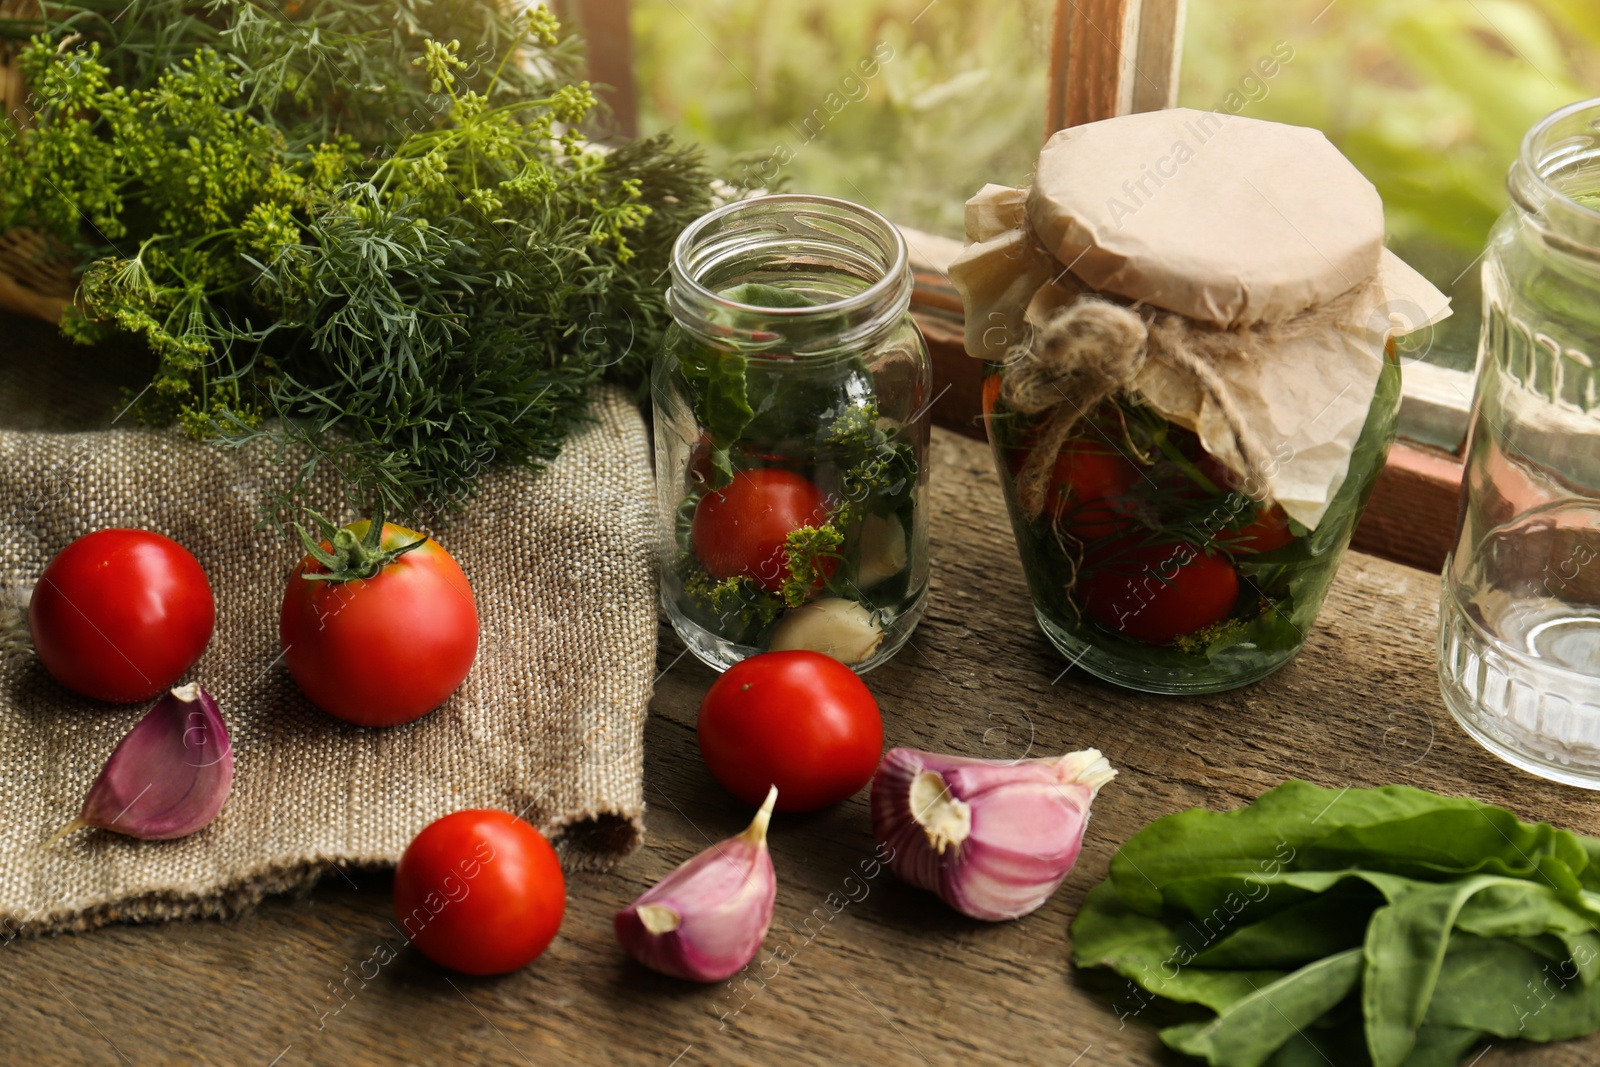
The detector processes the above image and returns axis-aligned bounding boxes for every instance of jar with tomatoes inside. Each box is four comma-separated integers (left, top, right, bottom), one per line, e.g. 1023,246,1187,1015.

953,110,1450,693
653,194,931,672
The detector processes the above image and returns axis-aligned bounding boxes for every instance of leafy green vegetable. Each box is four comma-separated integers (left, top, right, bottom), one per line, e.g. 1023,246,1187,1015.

1426,932,1600,1041
673,335,753,486
1,1,714,521
1161,949,1364,1067
666,282,870,488
1074,781,1600,1066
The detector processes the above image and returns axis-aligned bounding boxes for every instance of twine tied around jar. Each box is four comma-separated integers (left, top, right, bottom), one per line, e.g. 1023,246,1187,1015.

999,292,1372,523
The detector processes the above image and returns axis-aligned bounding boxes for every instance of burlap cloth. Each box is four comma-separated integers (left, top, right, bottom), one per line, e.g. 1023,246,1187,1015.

0,383,656,936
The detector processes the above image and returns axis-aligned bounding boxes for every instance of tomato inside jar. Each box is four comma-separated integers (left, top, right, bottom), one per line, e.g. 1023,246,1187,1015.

984,354,1401,694
654,195,932,673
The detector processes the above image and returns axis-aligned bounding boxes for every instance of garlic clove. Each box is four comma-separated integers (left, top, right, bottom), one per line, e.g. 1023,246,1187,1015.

856,514,908,589
56,682,234,843
872,746,1114,921
769,597,883,665
614,785,778,982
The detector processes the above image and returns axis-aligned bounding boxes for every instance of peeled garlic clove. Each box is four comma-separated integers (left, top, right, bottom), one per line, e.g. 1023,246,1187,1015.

769,597,883,665
857,514,908,589
614,786,778,982
59,683,234,842
871,747,1115,921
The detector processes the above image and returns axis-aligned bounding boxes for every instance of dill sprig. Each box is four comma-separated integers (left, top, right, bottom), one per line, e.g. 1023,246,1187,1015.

1,1,714,522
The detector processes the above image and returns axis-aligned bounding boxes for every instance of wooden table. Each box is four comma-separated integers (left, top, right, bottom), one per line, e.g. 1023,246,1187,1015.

8,427,1599,1067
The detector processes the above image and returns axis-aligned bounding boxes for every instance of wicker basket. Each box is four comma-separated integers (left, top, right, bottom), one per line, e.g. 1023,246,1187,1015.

0,0,76,325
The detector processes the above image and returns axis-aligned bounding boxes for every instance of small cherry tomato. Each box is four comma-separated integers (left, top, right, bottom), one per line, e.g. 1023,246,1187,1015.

1226,504,1297,554
1047,442,1141,540
281,518,478,727
393,809,566,975
1081,542,1239,644
29,529,215,703
697,650,883,813
691,469,834,594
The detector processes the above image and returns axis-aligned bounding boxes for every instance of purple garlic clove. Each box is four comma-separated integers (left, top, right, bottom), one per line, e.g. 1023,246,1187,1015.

58,682,234,842
614,786,778,982
871,746,1115,921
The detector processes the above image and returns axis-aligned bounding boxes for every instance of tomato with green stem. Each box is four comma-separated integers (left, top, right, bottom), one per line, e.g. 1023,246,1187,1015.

280,510,478,727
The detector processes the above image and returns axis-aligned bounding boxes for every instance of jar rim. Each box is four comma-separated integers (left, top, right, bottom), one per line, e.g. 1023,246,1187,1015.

1512,96,1600,228
669,193,910,319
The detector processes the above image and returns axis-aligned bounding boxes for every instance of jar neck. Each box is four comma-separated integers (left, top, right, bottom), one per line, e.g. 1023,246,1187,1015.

668,194,911,356
1508,97,1600,260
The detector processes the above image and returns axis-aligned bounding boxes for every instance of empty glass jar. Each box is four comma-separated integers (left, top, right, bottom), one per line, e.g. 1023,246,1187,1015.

1440,98,1600,787
653,195,931,672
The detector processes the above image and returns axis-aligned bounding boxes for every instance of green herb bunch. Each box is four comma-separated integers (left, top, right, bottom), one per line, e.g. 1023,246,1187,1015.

0,0,713,520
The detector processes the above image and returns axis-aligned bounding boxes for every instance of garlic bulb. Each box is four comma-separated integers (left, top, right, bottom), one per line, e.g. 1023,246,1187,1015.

769,597,883,665
56,683,233,842
871,747,1115,921
856,514,908,589
614,786,778,981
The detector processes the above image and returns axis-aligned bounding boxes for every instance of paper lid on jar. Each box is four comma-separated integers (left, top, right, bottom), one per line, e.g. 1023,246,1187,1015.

1026,108,1385,328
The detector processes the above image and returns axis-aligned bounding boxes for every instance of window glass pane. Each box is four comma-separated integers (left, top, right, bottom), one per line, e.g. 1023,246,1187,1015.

630,0,1052,238
1178,0,1600,374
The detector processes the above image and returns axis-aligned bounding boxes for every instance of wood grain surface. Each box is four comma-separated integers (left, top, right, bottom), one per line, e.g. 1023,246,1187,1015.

6,428,1599,1067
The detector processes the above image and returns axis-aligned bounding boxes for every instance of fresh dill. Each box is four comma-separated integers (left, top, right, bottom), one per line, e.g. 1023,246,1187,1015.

0,0,716,522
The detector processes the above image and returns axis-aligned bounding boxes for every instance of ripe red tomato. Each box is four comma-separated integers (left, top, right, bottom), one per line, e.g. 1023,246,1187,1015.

691,469,834,594
697,650,883,813
280,519,478,727
1047,442,1141,540
393,809,565,975
1226,504,1297,554
1080,542,1239,644
29,529,214,703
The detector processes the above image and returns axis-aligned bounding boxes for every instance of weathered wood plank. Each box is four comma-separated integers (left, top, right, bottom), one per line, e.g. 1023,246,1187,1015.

1047,0,1184,134
4,427,1595,1066
1350,438,1465,575
569,0,640,140
1048,0,1141,133
1129,0,1186,115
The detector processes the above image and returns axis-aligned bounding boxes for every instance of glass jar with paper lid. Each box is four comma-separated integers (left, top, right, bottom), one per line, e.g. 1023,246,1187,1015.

954,109,1449,694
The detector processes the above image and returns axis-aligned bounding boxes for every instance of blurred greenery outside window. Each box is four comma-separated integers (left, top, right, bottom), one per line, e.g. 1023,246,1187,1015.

629,0,1053,245
631,0,1600,378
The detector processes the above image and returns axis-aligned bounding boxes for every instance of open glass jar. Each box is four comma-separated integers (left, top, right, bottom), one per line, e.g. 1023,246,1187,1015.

653,195,931,672
1439,98,1600,786
952,109,1449,694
